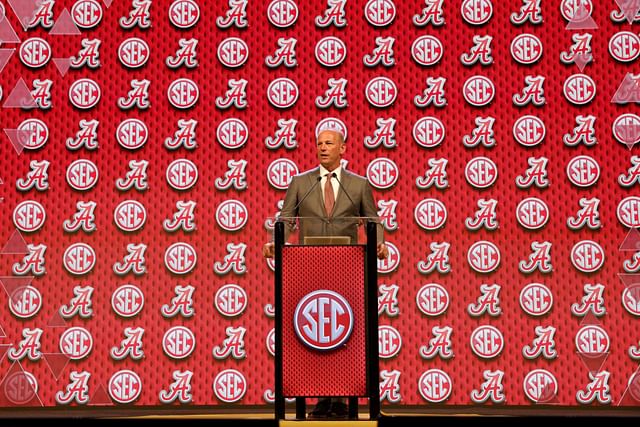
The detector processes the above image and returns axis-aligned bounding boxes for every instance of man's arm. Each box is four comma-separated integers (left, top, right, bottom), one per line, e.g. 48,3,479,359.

263,176,300,258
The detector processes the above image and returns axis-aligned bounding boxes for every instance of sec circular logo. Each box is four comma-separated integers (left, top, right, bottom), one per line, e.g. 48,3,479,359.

470,325,503,359
167,78,199,109
111,284,144,318
570,240,604,273
510,33,543,65
516,197,549,230
563,74,596,105
17,118,48,150
560,0,592,22
465,157,497,189
63,242,96,275
414,198,447,230
69,78,101,109
213,369,246,403
463,75,495,106
416,283,449,316
612,113,640,147
523,369,557,403
413,116,445,149
567,155,600,187
622,284,640,316
66,159,99,191
364,0,396,27
215,283,248,317
9,286,42,318
468,240,500,273
163,325,196,359
266,328,275,356
60,326,93,360
609,31,640,63
367,157,399,189
118,37,150,68
294,290,354,351
71,0,103,29
19,37,51,68
617,196,640,228
218,37,249,68
513,115,545,147
13,200,46,232
114,199,146,232
3,371,37,405
166,158,198,191
519,283,553,316
217,118,249,149
267,0,299,28
418,369,452,403
216,199,248,231
411,35,443,66
365,76,397,108
575,324,609,355
267,158,298,190
461,0,493,25
378,324,402,359
315,36,347,67
627,371,640,402
267,77,299,109
164,242,197,274
169,0,200,29
109,370,142,404
116,118,148,150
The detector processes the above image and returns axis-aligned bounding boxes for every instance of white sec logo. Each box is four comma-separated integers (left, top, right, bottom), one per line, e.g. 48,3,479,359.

365,76,397,107
413,116,445,149
575,324,609,354
414,198,447,230
9,286,42,319
213,369,247,403
71,0,103,29
411,35,443,66
267,77,299,108
63,242,96,275
164,242,197,274
168,78,199,109
617,196,640,228
523,369,558,403
218,37,249,68
163,325,196,359
217,118,249,149
566,155,599,187
570,240,604,273
166,159,198,190
294,290,354,351
516,197,549,230
17,118,49,150
13,200,46,232
267,158,298,190
378,324,402,359
470,325,503,359
108,370,142,404
519,283,553,316
463,75,495,106
111,284,145,318
315,36,347,67
19,37,51,68
563,74,596,105
69,78,101,109
267,0,299,28
118,37,150,68
60,326,93,360
418,369,452,403
66,159,99,191
364,0,396,27
513,115,545,147
216,199,248,231
116,118,148,150
367,157,399,189
465,157,497,189
467,240,500,273
416,283,449,316
169,0,200,29
215,283,248,317
114,200,147,232
510,34,543,65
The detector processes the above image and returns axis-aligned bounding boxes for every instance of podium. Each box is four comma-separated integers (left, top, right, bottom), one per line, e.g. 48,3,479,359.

272,217,380,420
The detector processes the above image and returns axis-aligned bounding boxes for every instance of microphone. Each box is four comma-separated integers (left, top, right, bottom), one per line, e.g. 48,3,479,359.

292,175,323,213
331,173,357,211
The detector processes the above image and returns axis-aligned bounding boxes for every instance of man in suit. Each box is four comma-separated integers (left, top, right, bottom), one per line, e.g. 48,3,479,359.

263,127,388,419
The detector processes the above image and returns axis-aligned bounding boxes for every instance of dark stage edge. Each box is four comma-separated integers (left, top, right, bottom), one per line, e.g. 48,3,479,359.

1,405,639,426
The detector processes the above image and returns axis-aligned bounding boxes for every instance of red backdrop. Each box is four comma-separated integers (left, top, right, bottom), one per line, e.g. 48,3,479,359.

0,0,639,412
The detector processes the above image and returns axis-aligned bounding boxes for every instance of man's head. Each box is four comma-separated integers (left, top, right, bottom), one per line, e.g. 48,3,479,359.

316,129,345,171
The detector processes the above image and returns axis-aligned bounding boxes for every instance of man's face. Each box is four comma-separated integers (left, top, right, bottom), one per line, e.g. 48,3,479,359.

316,130,345,171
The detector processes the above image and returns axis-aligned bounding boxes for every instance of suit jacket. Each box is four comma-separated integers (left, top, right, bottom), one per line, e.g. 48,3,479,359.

279,167,383,244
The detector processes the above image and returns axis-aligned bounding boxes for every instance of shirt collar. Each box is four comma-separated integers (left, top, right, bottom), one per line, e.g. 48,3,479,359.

319,165,341,181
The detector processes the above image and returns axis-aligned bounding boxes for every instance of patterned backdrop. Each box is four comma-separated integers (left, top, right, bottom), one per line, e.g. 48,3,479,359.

0,0,639,412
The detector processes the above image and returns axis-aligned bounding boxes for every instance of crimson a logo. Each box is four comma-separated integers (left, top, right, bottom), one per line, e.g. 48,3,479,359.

294,290,354,351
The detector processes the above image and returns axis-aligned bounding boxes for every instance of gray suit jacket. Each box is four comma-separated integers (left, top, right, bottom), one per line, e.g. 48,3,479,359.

279,167,383,244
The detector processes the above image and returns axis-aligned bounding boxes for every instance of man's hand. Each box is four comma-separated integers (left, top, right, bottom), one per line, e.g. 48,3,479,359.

377,242,389,260
263,242,275,258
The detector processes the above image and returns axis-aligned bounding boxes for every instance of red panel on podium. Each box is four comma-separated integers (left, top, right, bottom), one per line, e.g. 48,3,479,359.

281,245,366,397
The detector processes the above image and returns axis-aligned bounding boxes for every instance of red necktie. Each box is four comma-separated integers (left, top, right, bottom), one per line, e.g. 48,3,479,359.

324,174,335,216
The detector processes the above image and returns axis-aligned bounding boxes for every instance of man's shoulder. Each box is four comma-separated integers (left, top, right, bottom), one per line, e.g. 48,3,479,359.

297,167,320,178
343,169,367,182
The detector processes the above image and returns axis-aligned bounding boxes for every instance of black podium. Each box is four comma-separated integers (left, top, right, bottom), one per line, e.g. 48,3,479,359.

273,217,380,420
